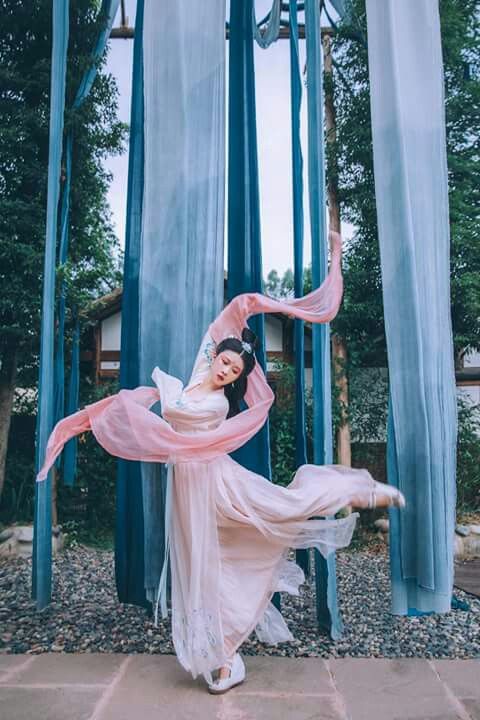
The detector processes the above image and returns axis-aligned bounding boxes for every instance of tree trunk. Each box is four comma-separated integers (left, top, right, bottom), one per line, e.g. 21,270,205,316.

51,466,58,527
323,32,353,472
0,344,19,503
332,333,352,467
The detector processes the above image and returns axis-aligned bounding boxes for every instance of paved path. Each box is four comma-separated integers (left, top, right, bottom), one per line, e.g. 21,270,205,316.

0,654,479,719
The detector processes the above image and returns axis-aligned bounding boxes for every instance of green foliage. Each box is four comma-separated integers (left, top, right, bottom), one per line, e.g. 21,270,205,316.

269,362,300,486
456,398,480,511
264,267,312,299
1,429,36,524
0,0,127,386
57,379,118,536
347,367,388,443
1,379,119,531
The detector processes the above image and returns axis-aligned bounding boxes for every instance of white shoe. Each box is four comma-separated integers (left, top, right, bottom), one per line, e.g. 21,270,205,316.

207,653,246,695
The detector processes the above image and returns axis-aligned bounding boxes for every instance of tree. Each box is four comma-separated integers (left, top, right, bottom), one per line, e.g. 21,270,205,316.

329,0,480,370
0,0,127,500
264,266,311,298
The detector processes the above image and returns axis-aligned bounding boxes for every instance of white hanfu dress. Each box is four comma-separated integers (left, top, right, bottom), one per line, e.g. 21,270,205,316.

152,330,373,684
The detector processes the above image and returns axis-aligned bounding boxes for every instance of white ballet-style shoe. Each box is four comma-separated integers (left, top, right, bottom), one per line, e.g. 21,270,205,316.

368,481,406,510
207,653,246,695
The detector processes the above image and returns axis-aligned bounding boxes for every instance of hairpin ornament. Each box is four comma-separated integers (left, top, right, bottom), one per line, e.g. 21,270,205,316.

241,341,253,354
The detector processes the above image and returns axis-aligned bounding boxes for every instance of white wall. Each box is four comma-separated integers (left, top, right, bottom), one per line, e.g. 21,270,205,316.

100,312,121,371
101,313,121,351
265,316,283,352
464,349,480,367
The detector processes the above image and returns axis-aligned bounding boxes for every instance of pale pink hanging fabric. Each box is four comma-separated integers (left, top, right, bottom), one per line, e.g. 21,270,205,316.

36,235,377,683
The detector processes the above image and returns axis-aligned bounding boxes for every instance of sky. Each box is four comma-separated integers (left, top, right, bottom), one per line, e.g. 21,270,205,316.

104,1,348,276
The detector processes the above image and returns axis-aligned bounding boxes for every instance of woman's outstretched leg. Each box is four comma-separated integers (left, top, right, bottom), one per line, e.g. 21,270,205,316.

349,477,405,510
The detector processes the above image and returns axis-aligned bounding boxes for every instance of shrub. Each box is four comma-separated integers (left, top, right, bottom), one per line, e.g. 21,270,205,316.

456,397,480,511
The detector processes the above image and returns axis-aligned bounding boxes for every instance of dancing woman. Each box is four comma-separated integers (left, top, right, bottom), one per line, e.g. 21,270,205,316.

37,231,405,694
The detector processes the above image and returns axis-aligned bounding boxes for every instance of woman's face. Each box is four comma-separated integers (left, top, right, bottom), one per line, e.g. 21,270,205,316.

210,349,245,388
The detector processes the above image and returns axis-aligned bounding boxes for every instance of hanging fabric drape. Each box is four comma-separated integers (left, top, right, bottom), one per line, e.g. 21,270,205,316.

53,0,120,486
365,0,457,614
62,319,80,484
253,0,282,49
289,0,308,478
288,0,309,578
115,0,148,607
305,0,342,639
32,0,69,610
140,0,226,609
228,0,271,479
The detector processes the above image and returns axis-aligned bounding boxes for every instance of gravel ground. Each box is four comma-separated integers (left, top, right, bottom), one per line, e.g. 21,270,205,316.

1,543,479,658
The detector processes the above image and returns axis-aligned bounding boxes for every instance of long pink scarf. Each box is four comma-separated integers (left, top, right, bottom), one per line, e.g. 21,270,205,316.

36,234,343,481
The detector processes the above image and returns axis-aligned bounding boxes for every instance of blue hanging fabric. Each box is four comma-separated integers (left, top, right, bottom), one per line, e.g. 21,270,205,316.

53,133,72,437
228,0,271,479
115,0,148,607
289,0,307,474
32,0,69,610
62,318,80,486
365,1,457,614
289,0,309,577
53,0,120,467
140,0,226,610
305,0,342,639
253,0,281,48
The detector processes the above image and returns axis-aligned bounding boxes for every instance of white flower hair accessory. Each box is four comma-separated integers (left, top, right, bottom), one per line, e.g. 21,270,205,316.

225,333,254,355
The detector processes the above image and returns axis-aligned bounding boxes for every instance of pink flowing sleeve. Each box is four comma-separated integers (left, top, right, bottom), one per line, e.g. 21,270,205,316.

36,233,343,482
208,231,343,408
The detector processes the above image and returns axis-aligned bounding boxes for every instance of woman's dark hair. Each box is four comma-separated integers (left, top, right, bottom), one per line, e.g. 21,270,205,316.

216,327,259,418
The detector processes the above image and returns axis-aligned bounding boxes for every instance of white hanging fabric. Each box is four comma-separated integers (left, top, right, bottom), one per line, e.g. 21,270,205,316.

365,0,457,614
140,0,226,610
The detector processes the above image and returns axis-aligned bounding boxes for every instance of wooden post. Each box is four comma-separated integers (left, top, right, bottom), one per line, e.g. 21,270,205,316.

51,466,58,528
323,32,352,472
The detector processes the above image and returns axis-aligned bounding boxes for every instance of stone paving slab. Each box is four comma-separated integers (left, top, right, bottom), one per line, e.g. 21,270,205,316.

2,652,125,686
0,654,479,720
239,656,334,694
329,657,473,720
0,686,103,720
433,659,480,720
0,655,33,680
95,656,345,720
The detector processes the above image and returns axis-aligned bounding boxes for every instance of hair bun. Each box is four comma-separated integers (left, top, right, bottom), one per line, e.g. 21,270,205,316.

241,327,259,351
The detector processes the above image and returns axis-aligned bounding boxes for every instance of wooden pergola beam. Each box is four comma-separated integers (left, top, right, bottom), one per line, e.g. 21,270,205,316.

109,25,334,40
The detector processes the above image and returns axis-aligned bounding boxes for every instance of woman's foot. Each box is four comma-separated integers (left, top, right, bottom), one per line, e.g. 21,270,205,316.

208,653,246,695
353,480,406,510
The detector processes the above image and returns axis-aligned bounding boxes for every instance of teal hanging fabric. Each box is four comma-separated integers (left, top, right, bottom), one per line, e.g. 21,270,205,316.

289,0,309,577
253,0,281,48
32,0,69,610
289,0,307,475
54,0,120,476
228,0,271,479
365,0,457,614
53,133,72,434
62,318,80,485
305,0,342,639
115,0,148,608
140,0,226,609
